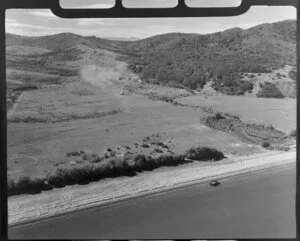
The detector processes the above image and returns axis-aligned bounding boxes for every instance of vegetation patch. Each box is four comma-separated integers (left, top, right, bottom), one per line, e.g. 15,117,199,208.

261,141,271,149
66,150,85,157
151,148,164,154
211,74,254,96
7,146,225,196
256,82,284,98
141,143,150,148
289,129,297,138
7,90,22,111
203,112,289,146
185,147,225,161
288,68,297,81
7,85,39,111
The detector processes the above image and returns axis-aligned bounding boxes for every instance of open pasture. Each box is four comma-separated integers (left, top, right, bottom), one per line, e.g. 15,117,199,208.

8,89,262,180
177,94,296,133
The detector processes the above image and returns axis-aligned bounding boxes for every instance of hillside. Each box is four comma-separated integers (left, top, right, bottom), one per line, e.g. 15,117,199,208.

122,20,296,95
6,32,125,53
6,20,297,97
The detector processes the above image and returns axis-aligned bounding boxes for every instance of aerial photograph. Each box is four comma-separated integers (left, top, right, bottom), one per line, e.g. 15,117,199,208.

6,0,296,239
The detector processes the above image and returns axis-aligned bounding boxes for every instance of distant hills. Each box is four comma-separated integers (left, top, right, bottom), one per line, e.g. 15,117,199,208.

6,32,122,52
105,37,140,41
6,19,296,96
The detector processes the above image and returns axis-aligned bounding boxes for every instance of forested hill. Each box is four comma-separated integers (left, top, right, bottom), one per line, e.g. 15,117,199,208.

122,20,296,94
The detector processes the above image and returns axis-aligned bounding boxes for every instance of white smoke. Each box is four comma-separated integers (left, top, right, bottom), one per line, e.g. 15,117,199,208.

80,64,119,89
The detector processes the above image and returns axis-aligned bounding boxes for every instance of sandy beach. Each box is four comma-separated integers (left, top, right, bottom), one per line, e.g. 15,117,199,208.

8,148,296,225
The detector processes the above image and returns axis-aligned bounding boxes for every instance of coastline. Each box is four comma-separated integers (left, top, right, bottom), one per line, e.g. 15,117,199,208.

8,149,296,226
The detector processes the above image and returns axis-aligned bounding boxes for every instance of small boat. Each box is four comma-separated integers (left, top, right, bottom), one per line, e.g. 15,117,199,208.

210,180,221,186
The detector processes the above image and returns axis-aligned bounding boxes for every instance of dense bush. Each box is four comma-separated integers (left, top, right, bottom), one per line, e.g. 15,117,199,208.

256,82,284,98
185,147,225,161
211,76,253,96
261,141,271,148
182,73,207,90
213,112,224,120
8,176,48,196
153,141,169,149
8,146,225,196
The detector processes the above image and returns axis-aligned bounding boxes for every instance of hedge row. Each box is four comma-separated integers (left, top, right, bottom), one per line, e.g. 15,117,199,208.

8,147,225,197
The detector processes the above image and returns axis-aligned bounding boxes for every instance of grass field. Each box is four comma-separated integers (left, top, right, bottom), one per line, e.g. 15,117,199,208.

7,80,122,123
176,95,296,133
8,91,263,181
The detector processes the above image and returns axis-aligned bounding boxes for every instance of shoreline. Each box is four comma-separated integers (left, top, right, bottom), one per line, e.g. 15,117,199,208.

8,149,296,226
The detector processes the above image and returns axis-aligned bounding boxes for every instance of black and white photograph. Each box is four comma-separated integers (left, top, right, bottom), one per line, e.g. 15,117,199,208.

5,0,297,239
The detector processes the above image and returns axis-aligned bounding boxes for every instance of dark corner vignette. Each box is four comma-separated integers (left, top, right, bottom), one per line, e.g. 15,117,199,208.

0,1,7,241
0,0,299,240
297,0,300,240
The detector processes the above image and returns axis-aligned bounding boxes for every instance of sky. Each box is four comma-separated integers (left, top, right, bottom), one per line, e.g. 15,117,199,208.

5,0,296,39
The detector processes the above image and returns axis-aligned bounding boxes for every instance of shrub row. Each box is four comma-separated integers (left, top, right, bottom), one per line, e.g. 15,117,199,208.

8,147,225,196
13,85,38,92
